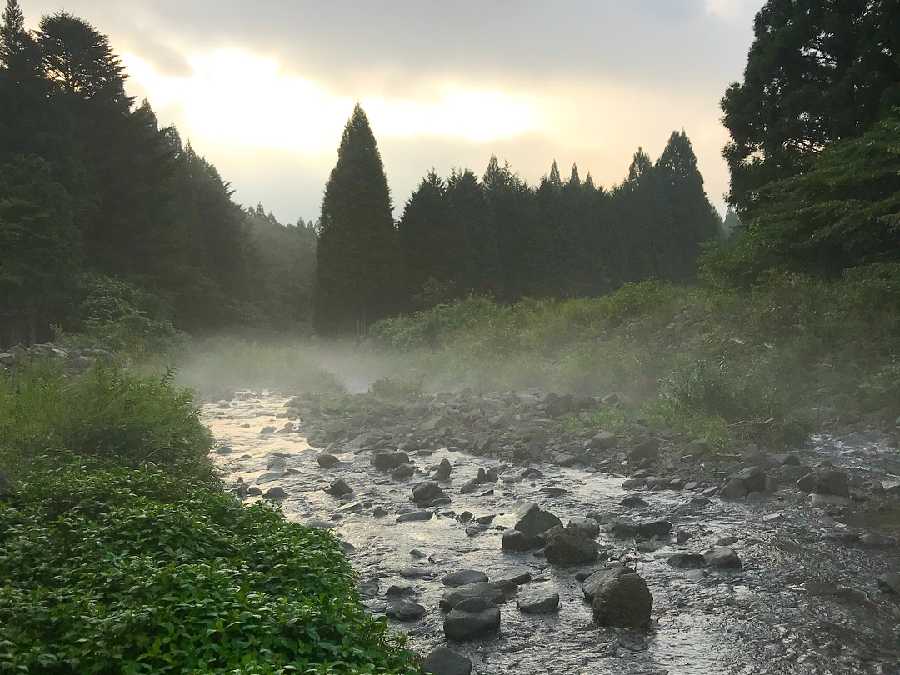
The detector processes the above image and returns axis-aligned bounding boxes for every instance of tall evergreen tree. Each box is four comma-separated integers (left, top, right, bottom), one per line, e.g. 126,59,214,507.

0,0,25,66
446,168,499,297
315,104,399,335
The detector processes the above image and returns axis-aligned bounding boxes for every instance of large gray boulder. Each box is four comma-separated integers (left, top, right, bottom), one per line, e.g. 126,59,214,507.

440,582,506,610
517,587,560,614
442,569,488,587
386,599,426,621
797,469,849,498
512,502,562,537
591,570,652,628
501,529,544,552
423,646,473,675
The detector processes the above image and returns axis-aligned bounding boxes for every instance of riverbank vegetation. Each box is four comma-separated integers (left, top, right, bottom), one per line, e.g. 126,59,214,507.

0,364,418,673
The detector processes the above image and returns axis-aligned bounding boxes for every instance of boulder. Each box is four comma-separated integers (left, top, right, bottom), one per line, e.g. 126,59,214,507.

386,599,426,621
443,569,489,587
609,518,672,540
621,495,649,508
543,526,599,566
412,481,448,507
316,453,340,468
565,517,600,539
325,478,353,497
704,546,741,569
517,587,560,614
591,431,617,450
444,599,500,641
722,466,767,498
797,469,849,498
372,451,410,471
513,503,562,537
591,571,652,628
877,572,899,595
263,486,287,500
502,529,544,552
582,566,626,600
391,463,416,480
423,646,473,675
433,458,452,481
439,582,506,610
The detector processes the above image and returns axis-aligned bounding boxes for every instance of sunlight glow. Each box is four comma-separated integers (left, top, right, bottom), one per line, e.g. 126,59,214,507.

122,49,540,154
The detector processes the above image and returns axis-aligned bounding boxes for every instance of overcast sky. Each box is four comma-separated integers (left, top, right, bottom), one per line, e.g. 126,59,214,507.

22,0,763,223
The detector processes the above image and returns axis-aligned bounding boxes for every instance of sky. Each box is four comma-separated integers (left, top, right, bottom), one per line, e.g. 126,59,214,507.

23,0,764,224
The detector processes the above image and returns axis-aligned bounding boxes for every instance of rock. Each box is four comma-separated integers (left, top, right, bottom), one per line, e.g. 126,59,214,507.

260,426,276,434
266,455,287,471
423,646,473,675
667,553,706,569
372,451,410,471
554,452,577,467
723,466,767,497
440,582,506,610
325,478,353,497
433,458,452,481
396,510,433,523
543,526,599,566
386,599,426,621
410,548,427,559
566,517,600,539
720,478,748,499
797,469,850,498
513,502,562,537
621,495,648,508
675,529,693,544
609,518,672,540
704,546,741,569
810,493,850,507
591,571,652,628
443,599,500,641
385,583,414,597
316,453,340,468
502,529,544,551
459,478,479,494
517,587,560,613
247,486,262,496
582,566,626,600
215,445,233,455
591,431,617,450
412,481,448,506
443,570,489,587
621,478,644,490
475,514,495,525
628,438,659,464
372,506,388,518
391,463,416,480
877,572,900,594
398,566,433,579
263,486,287,500
494,570,533,589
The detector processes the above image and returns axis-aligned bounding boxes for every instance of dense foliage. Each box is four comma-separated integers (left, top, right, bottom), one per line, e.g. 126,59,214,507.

0,363,418,673
722,0,900,214
0,2,315,347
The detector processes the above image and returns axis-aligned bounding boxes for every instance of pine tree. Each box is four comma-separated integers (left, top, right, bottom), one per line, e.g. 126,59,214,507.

446,168,499,297
0,0,25,67
315,104,399,335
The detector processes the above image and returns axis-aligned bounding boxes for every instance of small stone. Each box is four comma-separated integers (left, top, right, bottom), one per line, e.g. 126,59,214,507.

543,526,599,566
512,502,562,537
443,603,500,641
263,486,287,500
591,571,652,628
433,458,452,481
517,587,560,613
502,529,544,552
386,599,426,621
704,546,741,569
325,478,353,497
391,463,416,480
423,646,473,675
443,570,489,587
396,510,433,523
372,506,388,518
316,453,340,468
621,495,649,508
440,582,506,610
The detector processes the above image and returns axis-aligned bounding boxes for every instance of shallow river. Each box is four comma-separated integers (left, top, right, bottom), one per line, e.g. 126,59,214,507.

203,393,900,675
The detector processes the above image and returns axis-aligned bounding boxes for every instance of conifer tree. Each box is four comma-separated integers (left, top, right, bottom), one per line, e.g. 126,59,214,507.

0,0,25,67
315,104,399,335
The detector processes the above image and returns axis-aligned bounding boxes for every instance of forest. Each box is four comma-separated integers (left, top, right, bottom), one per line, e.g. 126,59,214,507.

1,0,899,673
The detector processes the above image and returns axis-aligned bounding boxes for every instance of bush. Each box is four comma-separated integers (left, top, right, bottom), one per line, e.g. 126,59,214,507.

0,362,213,483
0,464,418,674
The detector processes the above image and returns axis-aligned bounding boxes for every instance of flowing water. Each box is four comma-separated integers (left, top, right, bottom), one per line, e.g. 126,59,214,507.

203,393,900,675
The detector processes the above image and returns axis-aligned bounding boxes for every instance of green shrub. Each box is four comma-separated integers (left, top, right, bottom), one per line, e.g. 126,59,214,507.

0,464,418,674
0,362,213,482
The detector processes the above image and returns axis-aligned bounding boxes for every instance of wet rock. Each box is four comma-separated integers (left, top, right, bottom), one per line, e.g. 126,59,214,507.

444,598,500,641
877,572,899,594
358,578,379,599
423,646,473,675
521,467,544,479
475,514,496,525
386,599,426,621
621,478,645,490
704,546,741,569
443,569,489,587
399,567,433,579
513,502,562,537
667,553,706,569
215,445,232,455
247,486,262,496
675,529,693,544
554,452,577,467
797,469,849,498
720,478,748,499
386,583,415,597
465,524,487,537
266,455,287,471
591,571,652,628
621,495,648,508
433,458,452,481
372,506,388,518
412,481,448,507
325,478,353,497
609,518,672,540
263,486,287,500
722,466,767,498
372,451,410,471
544,526,599,565
457,511,473,523
582,566,626,600
517,587,560,614
540,486,568,497
495,570,533,589
316,453,340,468
460,478,480,494
396,510,433,523
810,493,850,507
391,463,416,480
440,582,506,610
260,426,276,434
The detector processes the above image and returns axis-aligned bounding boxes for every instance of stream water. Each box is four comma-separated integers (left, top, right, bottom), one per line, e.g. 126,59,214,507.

203,392,900,675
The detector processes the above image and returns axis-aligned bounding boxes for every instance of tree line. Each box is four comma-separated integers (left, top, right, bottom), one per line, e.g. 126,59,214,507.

0,1,316,347
315,106,723,334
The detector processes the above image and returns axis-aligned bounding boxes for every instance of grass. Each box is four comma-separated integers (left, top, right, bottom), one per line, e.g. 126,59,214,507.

370,264,900,448
0,362,419,674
